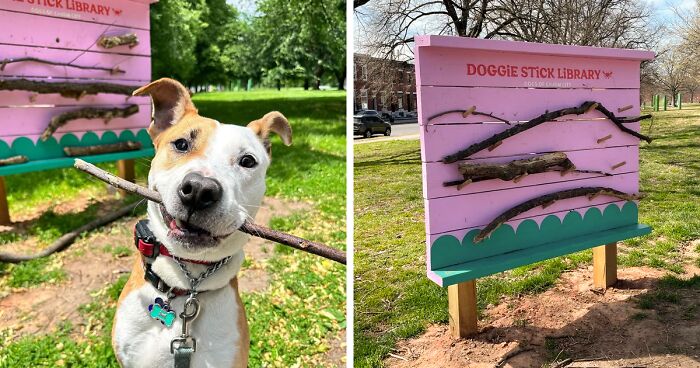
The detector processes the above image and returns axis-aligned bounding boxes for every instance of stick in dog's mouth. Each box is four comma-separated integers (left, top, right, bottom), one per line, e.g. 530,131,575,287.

73,159,347,264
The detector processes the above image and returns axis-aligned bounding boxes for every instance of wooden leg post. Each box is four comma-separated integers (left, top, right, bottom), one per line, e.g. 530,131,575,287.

116,159,135,196
0,177,10,225
448,280,478,338
593,242,617,288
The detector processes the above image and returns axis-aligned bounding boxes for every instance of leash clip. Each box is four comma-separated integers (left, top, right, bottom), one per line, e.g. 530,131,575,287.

170,293,201,355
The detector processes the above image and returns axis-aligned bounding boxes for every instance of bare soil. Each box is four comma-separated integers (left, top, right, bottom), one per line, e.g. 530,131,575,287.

385,264,700,368
0,196,311,339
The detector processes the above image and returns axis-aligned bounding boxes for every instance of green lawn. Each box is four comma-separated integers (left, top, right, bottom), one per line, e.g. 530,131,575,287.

353,104,700,367
0,88,346,367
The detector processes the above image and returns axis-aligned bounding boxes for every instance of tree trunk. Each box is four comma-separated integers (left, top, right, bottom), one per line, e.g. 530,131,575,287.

276,79,281,91
336,69,346,90
303,79,310,90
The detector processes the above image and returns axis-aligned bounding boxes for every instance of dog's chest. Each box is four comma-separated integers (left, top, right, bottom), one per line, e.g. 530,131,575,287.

113,284,242,367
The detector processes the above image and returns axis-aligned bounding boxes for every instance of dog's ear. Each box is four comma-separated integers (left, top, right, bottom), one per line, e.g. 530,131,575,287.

133,78,197,139
247,111,292,156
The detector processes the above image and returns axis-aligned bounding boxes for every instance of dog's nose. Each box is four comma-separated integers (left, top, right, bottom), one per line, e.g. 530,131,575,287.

178,172,223,211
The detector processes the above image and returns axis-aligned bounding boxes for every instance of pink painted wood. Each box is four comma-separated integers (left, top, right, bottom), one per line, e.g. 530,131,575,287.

420,86,641,125
419,120,642,162
0,90,149,108
0,10,152,55
423,145,639,199
0,105,151,138
424,172,639,235
1,0,154,29
0,44,151,81
414,36,654,89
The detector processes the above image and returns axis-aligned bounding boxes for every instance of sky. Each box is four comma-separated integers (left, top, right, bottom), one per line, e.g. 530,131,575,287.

353,0,697,53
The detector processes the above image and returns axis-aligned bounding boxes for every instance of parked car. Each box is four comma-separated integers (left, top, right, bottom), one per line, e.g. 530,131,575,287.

354,111,391,138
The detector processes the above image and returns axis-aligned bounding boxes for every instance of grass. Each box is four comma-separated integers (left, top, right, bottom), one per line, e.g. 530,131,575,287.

0,88,346,367
353,104,700,367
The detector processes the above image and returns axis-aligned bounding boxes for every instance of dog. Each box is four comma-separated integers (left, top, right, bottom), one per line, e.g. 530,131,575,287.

112,78,292,367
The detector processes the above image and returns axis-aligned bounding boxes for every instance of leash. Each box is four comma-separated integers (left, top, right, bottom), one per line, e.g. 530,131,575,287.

134,220,233,368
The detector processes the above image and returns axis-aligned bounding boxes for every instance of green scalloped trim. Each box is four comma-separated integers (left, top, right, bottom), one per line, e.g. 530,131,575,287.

0,129,154,176
431,202,641,271
0,129,153,161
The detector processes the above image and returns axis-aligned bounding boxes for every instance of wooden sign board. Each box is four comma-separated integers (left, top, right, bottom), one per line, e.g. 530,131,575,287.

0,0,157,222
414,36,654,295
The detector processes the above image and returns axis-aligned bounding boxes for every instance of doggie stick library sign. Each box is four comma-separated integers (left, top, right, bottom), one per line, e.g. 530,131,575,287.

414,36,654,337
0,0,156,223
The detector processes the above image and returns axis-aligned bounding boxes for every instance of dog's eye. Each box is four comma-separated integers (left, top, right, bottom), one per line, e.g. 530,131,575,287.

172,138,189,152
239,154,257,168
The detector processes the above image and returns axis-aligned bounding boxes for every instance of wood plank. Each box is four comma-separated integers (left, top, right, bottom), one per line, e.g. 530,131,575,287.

424,172,639,234
415,41,643,89
593,243,618,288
422,146,639,199
418,86,641,125
0,105,150,138
0,0,151,30
419,120,643,163
0,44,151,81
0,11,151,55
448,280,478,338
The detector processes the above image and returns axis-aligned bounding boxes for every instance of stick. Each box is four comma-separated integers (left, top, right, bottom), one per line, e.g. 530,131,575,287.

0,201,140,263
97,33,139,49
64,141,142,157
443,152,611,187
428,108,511,124
0,78,139,99
495,347,534,368
0,155,28,166
0,57,125,74
442,101,652,163
73,159,347,264
474,187,642,243
41,105,139,141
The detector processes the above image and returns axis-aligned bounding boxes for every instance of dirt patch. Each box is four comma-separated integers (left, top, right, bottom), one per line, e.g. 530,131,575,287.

323,329,347,368
385,266,700,368
0,196,310,338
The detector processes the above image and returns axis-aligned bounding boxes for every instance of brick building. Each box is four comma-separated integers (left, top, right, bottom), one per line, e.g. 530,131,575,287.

353,54,417,113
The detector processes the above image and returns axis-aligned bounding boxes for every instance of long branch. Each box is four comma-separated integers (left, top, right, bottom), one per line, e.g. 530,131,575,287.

442,101,653,163
0,79,139,99
474,187,641,243
427,106,511,124
0,201,140,263
1,57,124,74
73,159,347,265
41,104,139,141
64,141,142,157
0,155,28,166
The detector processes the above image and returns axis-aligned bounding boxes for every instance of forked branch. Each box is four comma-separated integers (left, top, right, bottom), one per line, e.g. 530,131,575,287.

442,101,652,163
474,187,642,243
428,106,511,124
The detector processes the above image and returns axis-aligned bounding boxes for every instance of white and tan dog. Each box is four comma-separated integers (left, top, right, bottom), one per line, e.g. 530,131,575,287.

112,78,291,367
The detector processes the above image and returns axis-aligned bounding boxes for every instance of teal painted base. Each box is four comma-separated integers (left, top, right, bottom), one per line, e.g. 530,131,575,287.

431,223,651,287
0,148,154,176
0,129,154,176
428,202,652,287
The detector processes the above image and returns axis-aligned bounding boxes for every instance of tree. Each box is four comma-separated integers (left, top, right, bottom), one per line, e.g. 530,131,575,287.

150,0,204,82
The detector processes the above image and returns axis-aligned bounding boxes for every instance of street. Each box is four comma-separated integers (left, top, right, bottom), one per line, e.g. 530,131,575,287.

353,121,419,144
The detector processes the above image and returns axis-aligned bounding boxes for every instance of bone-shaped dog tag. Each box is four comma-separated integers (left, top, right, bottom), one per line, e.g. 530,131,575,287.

148,297,176,328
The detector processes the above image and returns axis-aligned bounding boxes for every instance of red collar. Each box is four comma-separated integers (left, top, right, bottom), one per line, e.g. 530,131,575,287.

136,239,217,265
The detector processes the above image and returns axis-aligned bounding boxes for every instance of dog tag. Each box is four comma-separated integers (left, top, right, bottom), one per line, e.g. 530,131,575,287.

148,297,176,328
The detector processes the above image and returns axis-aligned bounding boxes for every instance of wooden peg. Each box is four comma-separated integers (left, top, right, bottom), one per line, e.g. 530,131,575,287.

487,140,502,151
0,177,10,225
611,161,626,170
513,172,528,183
461,106,477,118
456,179,472,190
596,134,612,144
617,104,633,113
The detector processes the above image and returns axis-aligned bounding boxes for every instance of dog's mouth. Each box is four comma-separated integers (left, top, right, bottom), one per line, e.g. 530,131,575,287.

159,205,233,246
